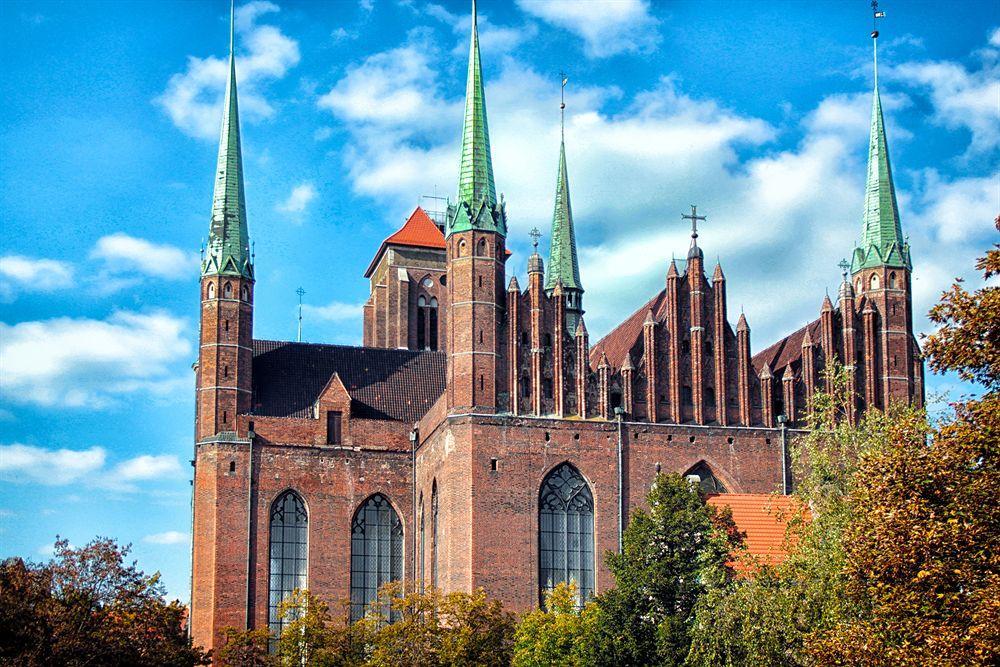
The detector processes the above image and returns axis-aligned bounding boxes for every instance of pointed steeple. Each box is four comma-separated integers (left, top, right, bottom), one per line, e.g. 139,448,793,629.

737,312,749,332
203,1,252,279
851,23,909,273
545,78,582,293
447,0,506,237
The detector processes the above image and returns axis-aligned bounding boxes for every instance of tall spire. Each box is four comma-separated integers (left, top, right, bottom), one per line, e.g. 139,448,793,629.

203,0,252,279
546,76,582,294
852,4,909,273
447,0,505,237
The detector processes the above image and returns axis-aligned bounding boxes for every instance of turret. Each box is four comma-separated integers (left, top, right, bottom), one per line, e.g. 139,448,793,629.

445,0,507,413
196,7,254,442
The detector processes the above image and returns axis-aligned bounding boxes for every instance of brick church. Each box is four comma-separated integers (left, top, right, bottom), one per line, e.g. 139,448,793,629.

190,3,923,652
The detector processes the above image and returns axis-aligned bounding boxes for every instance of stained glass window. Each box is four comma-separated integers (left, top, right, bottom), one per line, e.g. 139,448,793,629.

268,491,308,643
539,463,594,607
350,494,403,621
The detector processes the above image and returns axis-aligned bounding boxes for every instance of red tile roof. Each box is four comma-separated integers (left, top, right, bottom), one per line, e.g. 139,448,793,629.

751,318,822,376
365,207,446,277
589,289,667,370
707,493,797,567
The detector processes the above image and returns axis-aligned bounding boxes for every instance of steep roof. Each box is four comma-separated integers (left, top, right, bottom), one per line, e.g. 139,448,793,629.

589,289,667,370
707,493,797,567
364,207,446,277
751,318,822,376
202,6,252,280
251,340,445,423
545,139,582,292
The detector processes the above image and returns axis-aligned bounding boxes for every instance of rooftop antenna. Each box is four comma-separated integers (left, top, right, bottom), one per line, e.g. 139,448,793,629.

296,286,306,342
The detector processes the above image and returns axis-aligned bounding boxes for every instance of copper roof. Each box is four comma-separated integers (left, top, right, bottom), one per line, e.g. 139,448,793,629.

707,493,797,567
251,340,445,423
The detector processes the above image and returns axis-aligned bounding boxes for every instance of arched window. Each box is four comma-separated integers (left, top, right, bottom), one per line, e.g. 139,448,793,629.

539,463,594,606
431,481,439,588
350,494,403,620
416,295,439,351
889,272,897,288
241,284,249,301
206,283,215,299
224,282,233,298
419,493,425,592
684,461,727,494
268,491,308,641
477,238,487,257
870,274,880,289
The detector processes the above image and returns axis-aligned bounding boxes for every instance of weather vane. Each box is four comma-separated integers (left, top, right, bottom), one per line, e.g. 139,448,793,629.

871,0,885,39
559,71,568,137
529,227,541,251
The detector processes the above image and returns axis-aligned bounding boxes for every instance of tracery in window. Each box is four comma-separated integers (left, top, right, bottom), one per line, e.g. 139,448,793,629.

350,493,403,621
538,463,594,607
684,461,727,494
268,491,308,643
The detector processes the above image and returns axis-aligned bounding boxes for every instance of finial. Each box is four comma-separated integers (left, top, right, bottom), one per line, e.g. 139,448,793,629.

559,72,568,140
229,0,236,59
838,258,850,281
681,204,706,259
529,226,541,251
296,286,306,343
871,1,885,86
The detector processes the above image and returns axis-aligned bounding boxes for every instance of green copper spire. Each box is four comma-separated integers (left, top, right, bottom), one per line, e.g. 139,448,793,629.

545,97,582,293
203,2,253,279
447,0,506,237
851,26,909,273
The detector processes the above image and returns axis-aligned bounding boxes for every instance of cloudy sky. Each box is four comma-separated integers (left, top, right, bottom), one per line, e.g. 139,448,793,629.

1,0,997,601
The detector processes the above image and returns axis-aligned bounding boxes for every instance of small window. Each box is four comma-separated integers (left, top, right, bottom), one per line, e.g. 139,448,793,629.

223,364,228,378
490,458,499,472
521,331,529,346
207,283,216,299
870,274,880,289
889,272,897,288
418,295,427,307
544,333,552,348
477,238,487,256
682,339,690,354
229,461,236,473
224,282,233,298
326,411,342,445
422,277,434,288
241,285,249,301
479,375,484,391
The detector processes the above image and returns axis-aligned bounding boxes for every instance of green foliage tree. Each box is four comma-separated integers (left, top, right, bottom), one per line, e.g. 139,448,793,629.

214,627,276,667
584,472,741,666
0,537,209,666
511,582,601,667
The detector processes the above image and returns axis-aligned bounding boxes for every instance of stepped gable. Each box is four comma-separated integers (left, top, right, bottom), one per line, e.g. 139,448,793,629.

588,289,667,370
707,493,798,567
251,340,445,422
752,318,823,377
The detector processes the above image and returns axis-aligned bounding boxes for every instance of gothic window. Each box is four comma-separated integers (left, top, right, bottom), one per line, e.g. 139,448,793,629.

539,463,594,607
522,375,531,397
705,386,716,407
431,481,439,588
429,299,438,351
682,385,693,405
241,285,249,301
416,295,439,351
417,299,426,350
856,278,863,294
870,274,880,289
350,494,403,621
477,238,487,257
224,282,233,298
543,377,554,399
610,390,622,410
684,461,727,494
268,491,308,642
889,272,897,288
326,411,342,445
207,283,215,299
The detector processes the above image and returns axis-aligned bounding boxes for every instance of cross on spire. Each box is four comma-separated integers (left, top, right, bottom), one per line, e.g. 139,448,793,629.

296,286,306,342
559,71,568,139
529,226,541,251
838,258,850,279
681,204,706,240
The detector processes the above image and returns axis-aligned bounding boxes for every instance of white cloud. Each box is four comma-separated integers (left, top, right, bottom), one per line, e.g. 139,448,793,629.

888,32,1000,156
155,1,300,139
515,0,659,58
90,233,199,280
0,444,183,492
805,90,912,141
989,26,1000,48
423,2,538,57
277,182,318,214
143,530,190,545
314,126,334,141
0,255,74,300
303,300,364,322
0,310,191,408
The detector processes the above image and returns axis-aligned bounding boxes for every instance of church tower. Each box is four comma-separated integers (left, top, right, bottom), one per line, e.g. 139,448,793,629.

195,7,254,442
544,81,584,333
445,0,507,413
849,18,918,408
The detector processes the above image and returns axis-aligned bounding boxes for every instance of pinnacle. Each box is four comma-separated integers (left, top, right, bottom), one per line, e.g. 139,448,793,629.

643,309,656,326
737,312,749,332
575,317,588,337
621,353,634,371
821,294,834,312
713,262,725,281
667,260,679,278
783,365,795,380
760,362,772,379
802,329,813,347
598,351,610,369
507,275,520,292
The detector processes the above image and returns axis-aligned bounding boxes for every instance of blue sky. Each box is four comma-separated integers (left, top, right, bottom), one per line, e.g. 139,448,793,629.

1,0,997,602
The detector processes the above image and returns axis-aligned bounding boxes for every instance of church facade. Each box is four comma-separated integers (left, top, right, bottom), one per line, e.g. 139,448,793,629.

190,4,923,653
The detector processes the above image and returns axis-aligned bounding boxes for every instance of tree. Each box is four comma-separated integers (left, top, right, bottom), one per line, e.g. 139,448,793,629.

512,582,601,667
215,627,276,667
0,537,209,666
587,472,741,666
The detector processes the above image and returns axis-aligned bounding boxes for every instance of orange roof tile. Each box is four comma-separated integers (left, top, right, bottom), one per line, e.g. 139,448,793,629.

707,493,798,567
364,207,446,277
